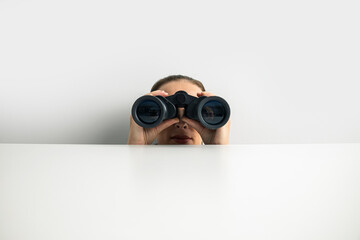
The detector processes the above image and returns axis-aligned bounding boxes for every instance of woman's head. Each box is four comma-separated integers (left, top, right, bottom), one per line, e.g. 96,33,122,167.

151,75,205,145
151,75,205,93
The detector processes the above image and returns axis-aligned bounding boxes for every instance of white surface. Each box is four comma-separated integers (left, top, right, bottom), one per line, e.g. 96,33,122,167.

1,143,359,239
1,0,360,144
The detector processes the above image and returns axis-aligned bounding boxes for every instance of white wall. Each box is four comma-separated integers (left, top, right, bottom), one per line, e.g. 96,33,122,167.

1,0,359,144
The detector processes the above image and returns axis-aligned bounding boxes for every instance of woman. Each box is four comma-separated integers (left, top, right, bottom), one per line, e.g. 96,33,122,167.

128,75,230,145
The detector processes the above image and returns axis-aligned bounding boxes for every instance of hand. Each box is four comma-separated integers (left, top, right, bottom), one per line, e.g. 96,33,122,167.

127,90,180,145
182,91,231,145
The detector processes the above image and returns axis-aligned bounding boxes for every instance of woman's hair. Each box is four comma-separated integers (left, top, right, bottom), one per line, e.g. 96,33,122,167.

151,75,206,92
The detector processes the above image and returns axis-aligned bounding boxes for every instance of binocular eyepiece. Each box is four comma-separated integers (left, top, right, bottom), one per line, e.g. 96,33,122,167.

131,91,230,129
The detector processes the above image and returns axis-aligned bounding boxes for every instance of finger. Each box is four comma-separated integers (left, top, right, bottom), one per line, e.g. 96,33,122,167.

129,114,143,129
197,91,215,97
147,90,169,97
154,118,179,133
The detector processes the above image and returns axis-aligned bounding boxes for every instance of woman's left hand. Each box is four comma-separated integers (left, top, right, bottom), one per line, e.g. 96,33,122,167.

181,91,231,145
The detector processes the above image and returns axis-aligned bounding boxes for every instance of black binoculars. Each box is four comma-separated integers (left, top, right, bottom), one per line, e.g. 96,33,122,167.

131,91,230,129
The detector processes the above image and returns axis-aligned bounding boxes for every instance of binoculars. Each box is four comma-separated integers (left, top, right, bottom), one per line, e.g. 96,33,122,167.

131,91,230,129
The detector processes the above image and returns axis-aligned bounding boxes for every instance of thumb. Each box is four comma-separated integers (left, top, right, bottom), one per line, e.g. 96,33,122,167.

154,118,180,134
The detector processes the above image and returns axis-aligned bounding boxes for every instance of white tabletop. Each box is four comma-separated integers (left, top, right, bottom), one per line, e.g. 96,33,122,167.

0,144,359,240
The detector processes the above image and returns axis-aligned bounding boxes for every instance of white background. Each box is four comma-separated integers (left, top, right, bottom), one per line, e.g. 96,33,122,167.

1,0,359,144
1,144,360,239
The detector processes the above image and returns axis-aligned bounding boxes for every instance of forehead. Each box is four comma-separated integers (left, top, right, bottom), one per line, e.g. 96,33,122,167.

157,79,202,97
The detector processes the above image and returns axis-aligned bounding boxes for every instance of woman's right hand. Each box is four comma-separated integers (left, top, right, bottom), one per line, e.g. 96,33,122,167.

127,90,180,145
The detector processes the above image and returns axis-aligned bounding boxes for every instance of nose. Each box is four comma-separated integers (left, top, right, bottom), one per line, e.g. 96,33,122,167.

177,107,185,119
175,107,188,129
175,121,188,129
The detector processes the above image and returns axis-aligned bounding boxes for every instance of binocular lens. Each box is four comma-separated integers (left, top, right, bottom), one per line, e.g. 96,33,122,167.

136,100,161,124
201,100,226,125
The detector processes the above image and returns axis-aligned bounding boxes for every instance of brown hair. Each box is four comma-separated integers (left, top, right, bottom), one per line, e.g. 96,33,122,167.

151,75,206,92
